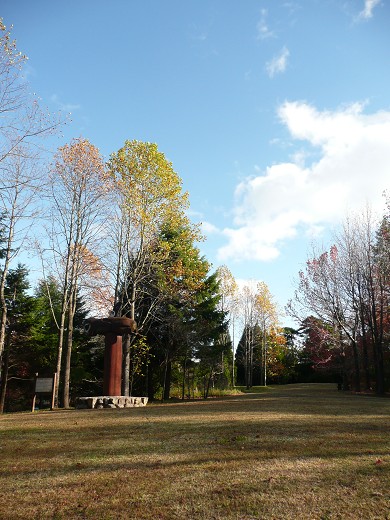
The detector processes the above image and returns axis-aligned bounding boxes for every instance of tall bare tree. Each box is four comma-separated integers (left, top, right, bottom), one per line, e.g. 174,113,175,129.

237,283,258,389
46,138,109,407
289,208,389,394
0,20,63,398
216,265,238,385
0,19,62,168
0,148,41,395
235,280,280,388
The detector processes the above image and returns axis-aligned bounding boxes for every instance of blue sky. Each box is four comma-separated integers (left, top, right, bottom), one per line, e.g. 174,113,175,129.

3,0,390,324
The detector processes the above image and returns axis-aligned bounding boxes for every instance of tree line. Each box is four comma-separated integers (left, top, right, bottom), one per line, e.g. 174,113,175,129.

232,203,390,396
0,129,235,410
0,20,228,410
288,206,390,395
1,19,388,412
1,20,302,412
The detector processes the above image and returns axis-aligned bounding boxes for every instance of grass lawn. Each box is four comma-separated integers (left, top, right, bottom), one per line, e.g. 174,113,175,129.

0,383,389,519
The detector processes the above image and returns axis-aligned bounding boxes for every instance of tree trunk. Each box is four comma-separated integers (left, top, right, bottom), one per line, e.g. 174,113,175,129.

0,335,11,413
181,356,187,400
339,351,350,390
373,339,385,395
0,305,7,390
231,317,235,387
63,287,76,408
264,339,267,387
361,327,371,391
0,209,16,387
163,357,171,401
122,280,136,396
367,300,385,395
62,334,72,408
147,361,155,401
205,367,214,399
351,340,361,392
54,321,65,407
245,341,250,389
54,268,71,408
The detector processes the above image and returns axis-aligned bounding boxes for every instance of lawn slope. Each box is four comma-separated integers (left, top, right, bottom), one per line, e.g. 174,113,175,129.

0,383,389,519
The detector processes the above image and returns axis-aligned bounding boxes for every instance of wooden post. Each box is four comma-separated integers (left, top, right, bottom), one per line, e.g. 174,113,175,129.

50,373,57,410
31,373,38,412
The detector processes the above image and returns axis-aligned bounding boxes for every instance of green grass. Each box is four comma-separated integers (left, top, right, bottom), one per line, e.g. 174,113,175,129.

1,383,389,519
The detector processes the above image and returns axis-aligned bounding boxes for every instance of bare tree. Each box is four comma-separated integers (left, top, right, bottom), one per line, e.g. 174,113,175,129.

0,148,41,395
237,283,258,389
0,20,62,168
216,265,238,385
354,209,388,394
45,138,110,407
289,208,388,394
0,20,63,398
288,240,360,390
235,280,279,388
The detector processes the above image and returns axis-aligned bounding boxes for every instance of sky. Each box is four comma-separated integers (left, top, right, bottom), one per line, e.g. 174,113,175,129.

2,0,390,325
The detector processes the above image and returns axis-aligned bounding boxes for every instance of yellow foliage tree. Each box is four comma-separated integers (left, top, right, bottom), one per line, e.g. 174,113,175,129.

107,140,203,395
255,281,279,386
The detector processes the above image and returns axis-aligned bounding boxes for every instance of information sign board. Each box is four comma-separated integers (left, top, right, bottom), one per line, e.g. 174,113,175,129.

32,373,57,411
35,378,54,393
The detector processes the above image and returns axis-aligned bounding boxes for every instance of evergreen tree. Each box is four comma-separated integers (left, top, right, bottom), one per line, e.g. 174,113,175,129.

0,264,36,412
194,273,230,398
235,324,262,387
29,277,62,375
30,278,97,406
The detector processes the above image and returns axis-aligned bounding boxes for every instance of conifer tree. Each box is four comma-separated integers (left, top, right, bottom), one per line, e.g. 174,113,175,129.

0,264,35,412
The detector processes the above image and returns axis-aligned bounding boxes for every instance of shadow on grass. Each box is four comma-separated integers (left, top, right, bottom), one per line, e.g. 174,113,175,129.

1,385,389,482
1,384,390,520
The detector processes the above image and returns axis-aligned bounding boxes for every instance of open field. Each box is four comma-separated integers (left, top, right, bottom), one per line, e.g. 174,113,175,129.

0,384,389,520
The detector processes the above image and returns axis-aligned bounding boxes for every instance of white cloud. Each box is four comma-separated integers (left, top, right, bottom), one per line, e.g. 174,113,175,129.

257,9,275,40
266,46,290,78
201,221,220,235
357,0,380,19
50,94,81,113
218,101,390,262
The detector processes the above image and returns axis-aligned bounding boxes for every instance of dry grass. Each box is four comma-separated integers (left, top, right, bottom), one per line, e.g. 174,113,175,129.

0,383,389,519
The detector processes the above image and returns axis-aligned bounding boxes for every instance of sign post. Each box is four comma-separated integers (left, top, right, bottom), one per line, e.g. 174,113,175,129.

32,373,57,412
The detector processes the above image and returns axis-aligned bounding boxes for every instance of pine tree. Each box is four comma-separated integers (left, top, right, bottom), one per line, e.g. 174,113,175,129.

0,264,35,412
